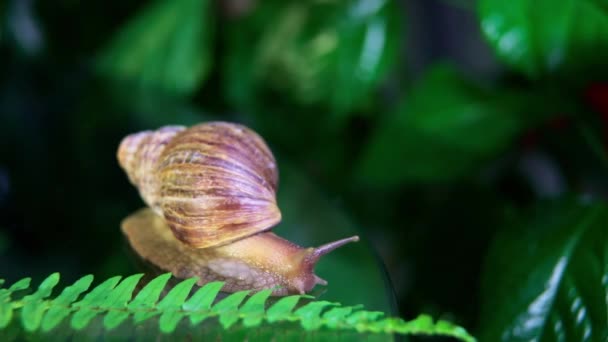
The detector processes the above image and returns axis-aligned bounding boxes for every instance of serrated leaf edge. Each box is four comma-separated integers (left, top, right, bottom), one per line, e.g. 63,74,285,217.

0,273,476,341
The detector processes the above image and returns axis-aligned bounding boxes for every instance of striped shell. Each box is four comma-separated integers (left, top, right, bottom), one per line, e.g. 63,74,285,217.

117,122,281,248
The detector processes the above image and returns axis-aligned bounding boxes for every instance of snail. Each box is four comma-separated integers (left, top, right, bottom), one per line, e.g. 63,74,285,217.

118,122,359,295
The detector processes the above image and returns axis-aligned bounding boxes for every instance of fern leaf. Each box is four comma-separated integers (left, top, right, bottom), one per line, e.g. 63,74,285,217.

294,301,336,330
323,305,361,328
129,272,171,323
266,295,303,323
240,289,272,327
21,272,60,331
0,300,11,329
183,280,223,325
157,277,197,333
102,273,143,330
41,275,93,332
1,273,477,341
214,290,250,329
0,277,31,329
7,277,32,292
71,275,121,330
0,294,12,329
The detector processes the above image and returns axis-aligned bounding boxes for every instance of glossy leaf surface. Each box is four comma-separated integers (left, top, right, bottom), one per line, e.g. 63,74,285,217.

480,199,608,341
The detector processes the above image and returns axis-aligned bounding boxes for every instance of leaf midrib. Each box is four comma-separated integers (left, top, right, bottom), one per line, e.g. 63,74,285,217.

535,205,602,341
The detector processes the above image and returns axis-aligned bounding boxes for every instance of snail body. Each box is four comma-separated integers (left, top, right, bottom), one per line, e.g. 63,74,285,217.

118,122,358,295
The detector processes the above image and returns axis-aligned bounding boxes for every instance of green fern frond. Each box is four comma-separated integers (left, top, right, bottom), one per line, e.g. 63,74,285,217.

0,273,476,341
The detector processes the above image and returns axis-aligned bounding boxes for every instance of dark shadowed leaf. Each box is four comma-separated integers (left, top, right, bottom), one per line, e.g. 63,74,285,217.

480,198,608,341
356,65,528,185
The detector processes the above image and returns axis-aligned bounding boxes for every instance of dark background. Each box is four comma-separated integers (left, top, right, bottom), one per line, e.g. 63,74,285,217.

2,0,608,340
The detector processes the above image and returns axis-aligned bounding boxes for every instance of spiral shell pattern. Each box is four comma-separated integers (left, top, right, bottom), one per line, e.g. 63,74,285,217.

118,122,281,248
118,125,186,215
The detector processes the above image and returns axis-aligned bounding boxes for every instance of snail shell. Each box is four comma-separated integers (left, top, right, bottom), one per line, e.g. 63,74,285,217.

118,122,358,295
118,122,281,248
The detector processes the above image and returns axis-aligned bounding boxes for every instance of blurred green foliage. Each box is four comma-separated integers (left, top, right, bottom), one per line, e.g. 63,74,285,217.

479,0,608,79
357,64,530,184
1,0,608,340
224,0,399,116
98,0,214,98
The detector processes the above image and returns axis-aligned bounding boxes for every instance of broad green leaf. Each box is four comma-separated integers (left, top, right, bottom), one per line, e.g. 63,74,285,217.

41,275,94,332
97,0,213,97
480,199,608,341
21,273,60,331
356,65,528,185
71,276,121,330
479,0,608,78
103,274,143,330
224,0,399,115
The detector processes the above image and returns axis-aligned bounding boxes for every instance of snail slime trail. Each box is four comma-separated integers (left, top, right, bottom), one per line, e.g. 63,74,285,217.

118,122,359,295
